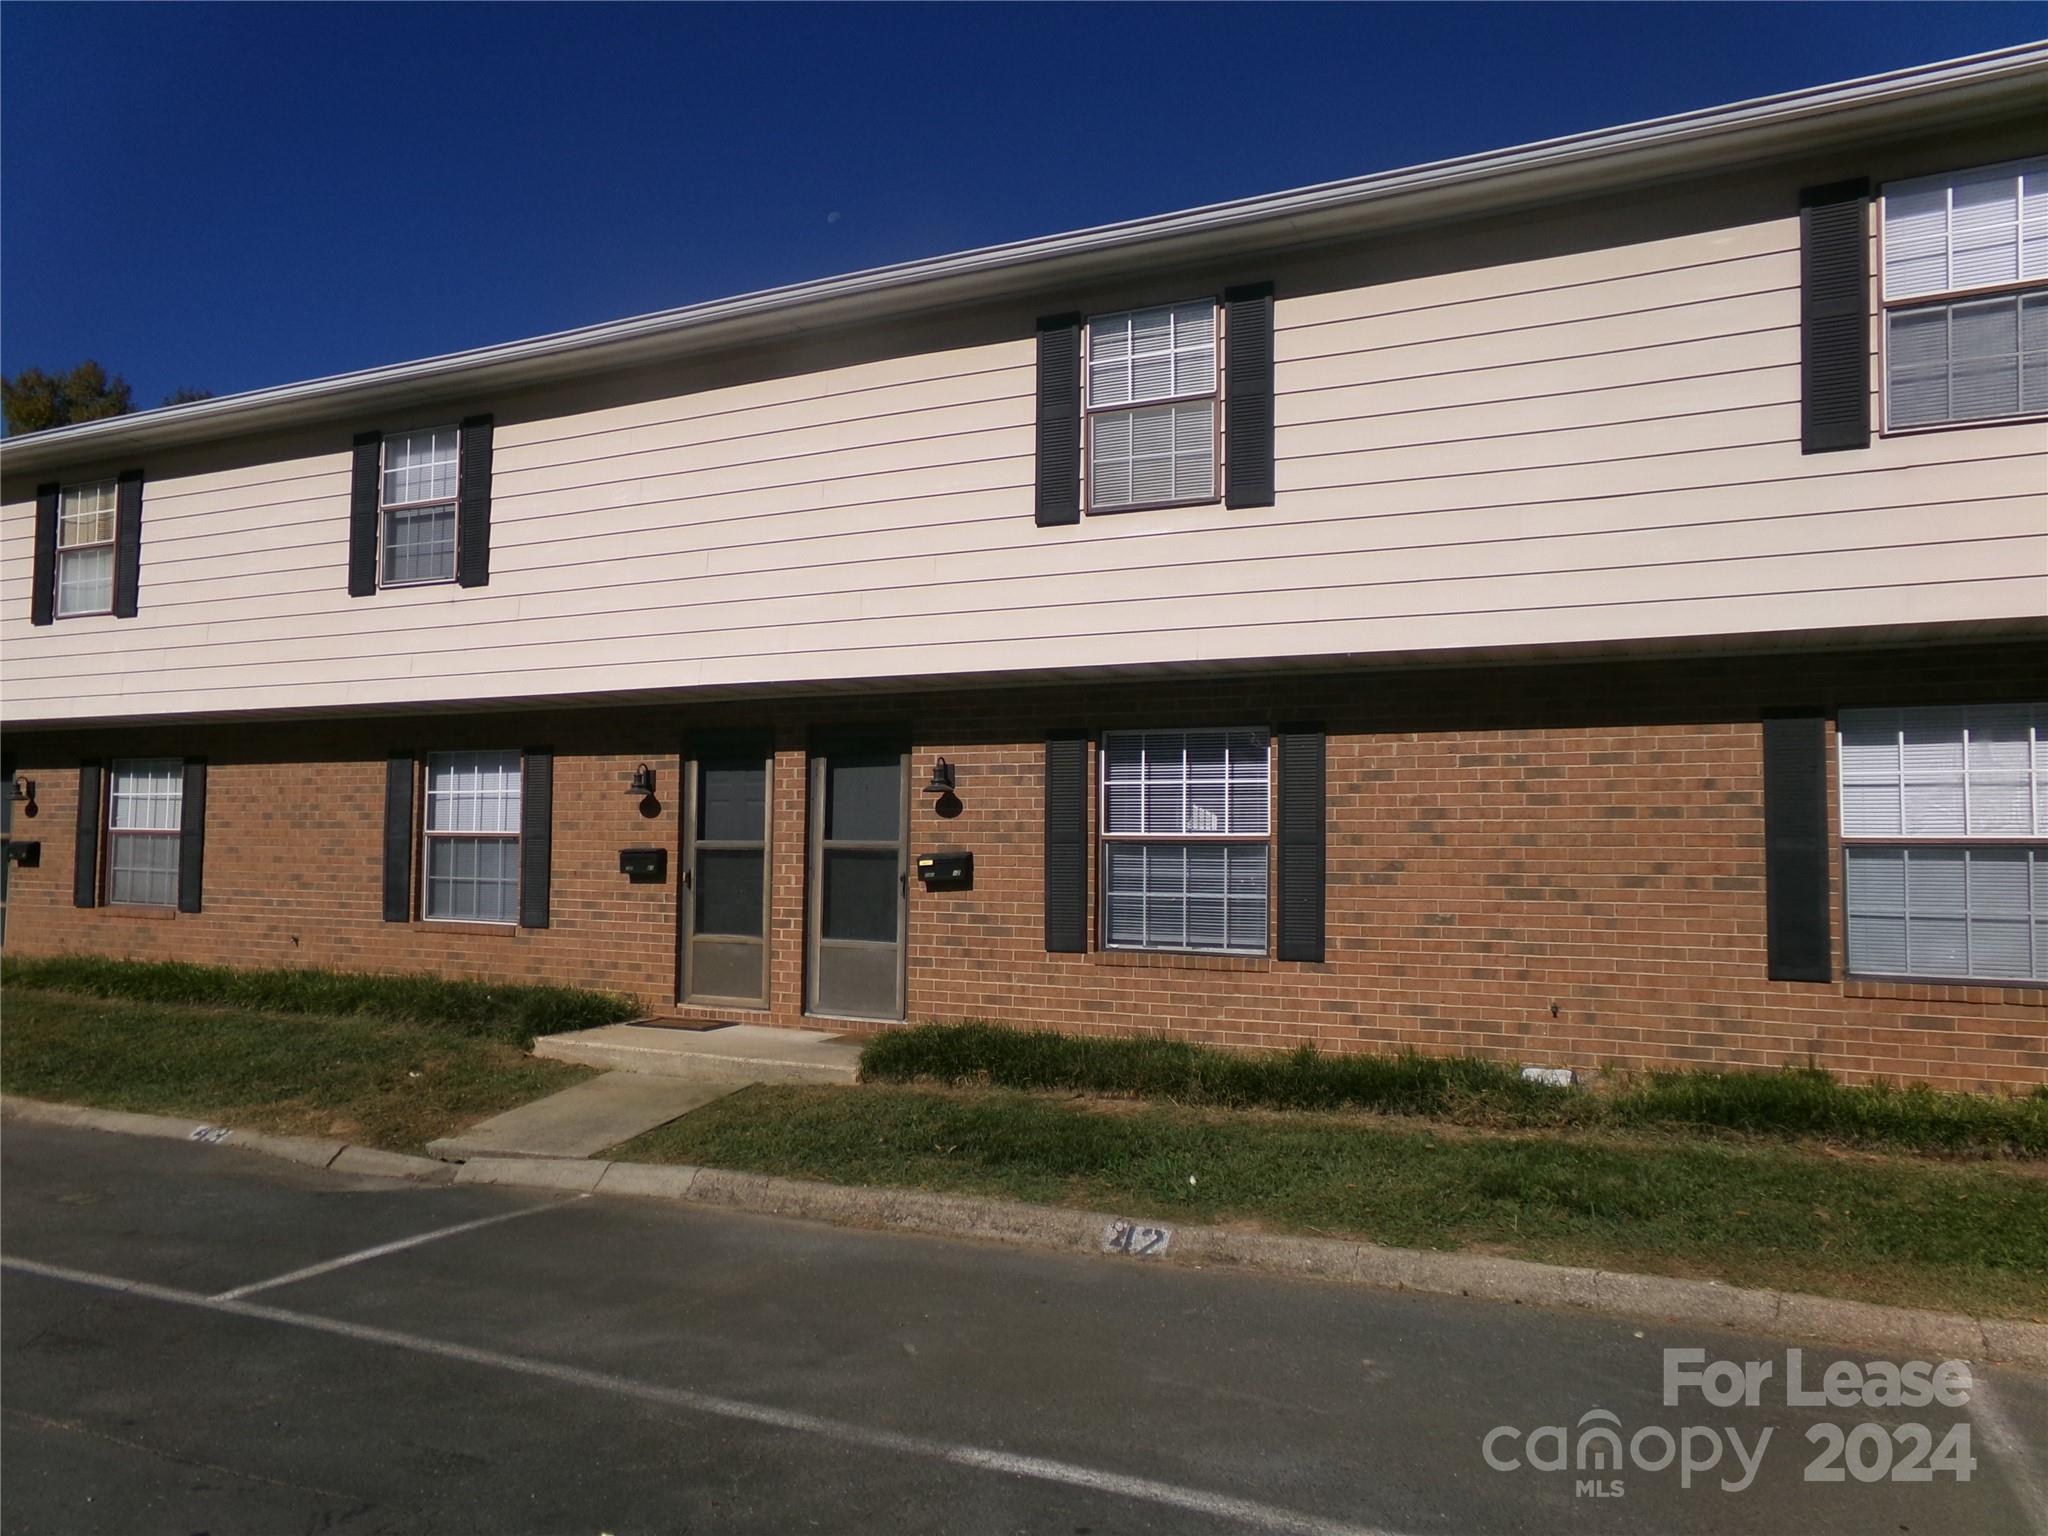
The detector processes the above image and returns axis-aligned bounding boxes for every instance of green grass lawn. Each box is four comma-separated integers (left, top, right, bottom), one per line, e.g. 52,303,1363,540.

1,988,593,1154
615,1082,2048,1320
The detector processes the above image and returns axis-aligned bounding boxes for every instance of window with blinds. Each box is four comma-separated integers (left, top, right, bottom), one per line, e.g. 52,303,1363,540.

1881,158,2048,430
1085,302,1217,511
422,749,522,923
1839,704,2048,981
1100,728,1269,953
381,427,461,585
106,758,183,907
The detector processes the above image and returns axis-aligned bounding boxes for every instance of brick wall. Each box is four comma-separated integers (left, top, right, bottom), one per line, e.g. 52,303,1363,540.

5,640,2043,1091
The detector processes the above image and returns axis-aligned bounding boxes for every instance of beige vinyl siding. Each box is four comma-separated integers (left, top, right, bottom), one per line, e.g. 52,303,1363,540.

4,161,2043,724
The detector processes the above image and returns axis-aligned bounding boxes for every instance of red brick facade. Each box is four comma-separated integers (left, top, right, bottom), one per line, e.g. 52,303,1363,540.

6,640,2043,1092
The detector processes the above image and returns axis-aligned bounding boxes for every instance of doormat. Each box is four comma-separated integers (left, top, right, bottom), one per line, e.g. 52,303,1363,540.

619,1017,737,1032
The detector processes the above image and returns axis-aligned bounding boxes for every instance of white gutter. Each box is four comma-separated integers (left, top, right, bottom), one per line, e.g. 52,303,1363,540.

5,41,2043,475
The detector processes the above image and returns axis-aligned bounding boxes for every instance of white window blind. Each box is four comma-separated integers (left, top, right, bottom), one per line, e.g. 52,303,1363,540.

1882,158,2048,429
55,480,117,618
1845,846,2046,981
107,758,182,907
1100,729,1269,954
1086,302,1217,512
381,427,460,584
1839,702,2048,982
1838,705,2046,838
423,750,522,923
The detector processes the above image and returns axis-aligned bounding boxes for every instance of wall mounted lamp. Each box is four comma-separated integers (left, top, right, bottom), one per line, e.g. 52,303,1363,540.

628,764,657,797
11,777,33,804
923,758,956,795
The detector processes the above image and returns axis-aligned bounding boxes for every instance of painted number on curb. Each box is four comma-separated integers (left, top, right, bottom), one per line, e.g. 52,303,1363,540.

1103,1219,1171,1257
188,1126,232,1145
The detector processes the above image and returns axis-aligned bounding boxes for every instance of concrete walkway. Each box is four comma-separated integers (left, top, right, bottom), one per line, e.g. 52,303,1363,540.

423,1073,735,1162
531,1022,862,1084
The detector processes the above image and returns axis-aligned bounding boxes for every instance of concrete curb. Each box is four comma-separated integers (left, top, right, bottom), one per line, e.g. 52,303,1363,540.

1,1095,452,1183
8,1093,2043,1367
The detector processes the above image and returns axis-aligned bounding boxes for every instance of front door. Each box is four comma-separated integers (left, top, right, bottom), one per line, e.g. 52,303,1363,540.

805,735,908,1021
680,735,772,1008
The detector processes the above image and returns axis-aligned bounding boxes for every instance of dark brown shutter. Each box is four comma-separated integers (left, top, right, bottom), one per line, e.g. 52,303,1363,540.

177,758,207,913
520,747,552,929
1274,725,1326,962
456,414,494,588
1799,180,1871,454
31,483,59,627
1224,282,1276,509
382,753,414,921
1762,714,1831,981
74,761,102,908
112,468,145,618
349,431,383,596
1035,315,1083,527
1044,732,1088,952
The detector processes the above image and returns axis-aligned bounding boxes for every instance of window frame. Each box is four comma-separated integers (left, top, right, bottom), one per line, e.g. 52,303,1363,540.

1097,726,1272,957
419,749,523,926
1876,157,2048,437
1082,299,1223,516
103,757,182,909
1836,704,2047,987
378,425,462,589
53,478,119,620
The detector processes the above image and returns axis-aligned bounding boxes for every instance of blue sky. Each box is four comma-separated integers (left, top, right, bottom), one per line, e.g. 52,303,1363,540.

5,3,2044,407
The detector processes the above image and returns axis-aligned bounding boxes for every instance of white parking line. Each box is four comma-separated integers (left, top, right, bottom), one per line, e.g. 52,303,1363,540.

211,1199,582,1301
4,1253,1403,1536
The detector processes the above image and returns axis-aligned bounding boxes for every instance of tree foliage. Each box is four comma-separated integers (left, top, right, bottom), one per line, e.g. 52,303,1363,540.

2,360,135,434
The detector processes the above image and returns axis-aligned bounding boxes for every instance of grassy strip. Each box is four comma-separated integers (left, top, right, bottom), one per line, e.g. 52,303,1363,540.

861,1022,2048,1157
0,955,638,1046
616,1082,2048,1319
0,989,594,1154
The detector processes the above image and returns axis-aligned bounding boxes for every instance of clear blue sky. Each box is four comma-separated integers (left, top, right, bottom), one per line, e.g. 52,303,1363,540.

5,2,2044,407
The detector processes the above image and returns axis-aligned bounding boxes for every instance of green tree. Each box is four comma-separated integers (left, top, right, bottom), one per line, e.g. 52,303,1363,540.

162,386,214,407
2,360,135,434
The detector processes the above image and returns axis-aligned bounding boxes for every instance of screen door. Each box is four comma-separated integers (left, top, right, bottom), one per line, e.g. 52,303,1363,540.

806,736,908,1021
681,736,772,1007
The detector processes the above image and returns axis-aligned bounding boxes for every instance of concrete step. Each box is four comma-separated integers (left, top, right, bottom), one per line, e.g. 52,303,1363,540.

531,1022,862,1085
426,1072,734,1162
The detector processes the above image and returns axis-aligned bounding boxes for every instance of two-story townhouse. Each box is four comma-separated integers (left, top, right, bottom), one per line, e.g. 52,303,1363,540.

3,48,2044,1091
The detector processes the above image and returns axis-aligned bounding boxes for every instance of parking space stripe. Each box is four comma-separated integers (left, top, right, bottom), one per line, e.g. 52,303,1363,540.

4,1253,1403,1536
211,1198,583,1301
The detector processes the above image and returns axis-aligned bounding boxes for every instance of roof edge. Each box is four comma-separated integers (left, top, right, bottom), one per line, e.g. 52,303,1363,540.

6,41,2044,475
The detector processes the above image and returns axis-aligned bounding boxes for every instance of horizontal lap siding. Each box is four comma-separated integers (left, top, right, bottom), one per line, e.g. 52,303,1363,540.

4,170,2044,724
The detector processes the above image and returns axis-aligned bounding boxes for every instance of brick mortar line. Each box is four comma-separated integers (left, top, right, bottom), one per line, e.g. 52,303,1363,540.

6,1092,2042,1370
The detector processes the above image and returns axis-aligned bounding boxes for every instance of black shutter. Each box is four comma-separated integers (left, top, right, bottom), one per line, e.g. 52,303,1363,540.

74,761,102,908
382,753,414,921
1035,315,1083,527
31,483,59,627
1762,714,1831,981
112,468,145,617
1274,726,1326,962
520,747,552,929
1044,732,1088,952
1224,282,1276,509
349,431,383,597
1799,180,1871,454
178,758,207,913
456,414,494,588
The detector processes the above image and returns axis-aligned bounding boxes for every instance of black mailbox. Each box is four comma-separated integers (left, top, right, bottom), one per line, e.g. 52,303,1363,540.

915,850,972,888
618,847,667,883
6,841,40,868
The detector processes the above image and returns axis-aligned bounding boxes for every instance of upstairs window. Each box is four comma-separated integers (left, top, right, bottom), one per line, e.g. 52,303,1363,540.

1101,728,1269,954
55,480,118,617
422,750,522,923
1881,158,2048,430
381,427,460,585
1086,302,1217,511
1840,704,2047,982
106,758,183,906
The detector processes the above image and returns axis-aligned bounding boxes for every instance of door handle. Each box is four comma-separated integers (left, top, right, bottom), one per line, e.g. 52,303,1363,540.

681,867,693,889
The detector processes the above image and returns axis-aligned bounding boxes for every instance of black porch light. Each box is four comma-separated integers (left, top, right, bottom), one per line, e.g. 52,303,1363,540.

923,758,956,795
628,763,657,797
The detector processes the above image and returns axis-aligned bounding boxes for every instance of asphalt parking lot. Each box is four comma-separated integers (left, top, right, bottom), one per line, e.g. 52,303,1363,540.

4,1117,2045,1535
